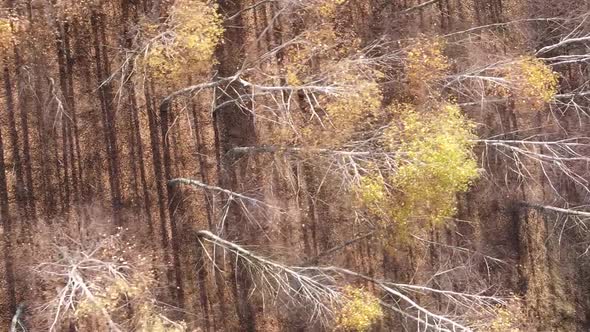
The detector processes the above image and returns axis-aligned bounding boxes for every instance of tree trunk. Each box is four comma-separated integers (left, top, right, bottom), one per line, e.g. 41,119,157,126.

0,75,16,315
160,99,185,307
64,23,83,204
214,1,258,329
56,27,71,214
91,11,122,225
17,64,36,220
3,65,26,218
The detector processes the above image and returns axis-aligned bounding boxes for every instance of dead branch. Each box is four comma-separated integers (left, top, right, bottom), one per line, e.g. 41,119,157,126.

10,304,24,332
524,202,590,219
478,138,590,195
401,0,441,14
196,230,504,331
305,230,376,265
169,178,278,209
537,36,590,55
196,230,340,324
34,239,128,332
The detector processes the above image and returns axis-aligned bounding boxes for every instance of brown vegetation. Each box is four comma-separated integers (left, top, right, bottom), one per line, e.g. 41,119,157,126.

1,0,590,331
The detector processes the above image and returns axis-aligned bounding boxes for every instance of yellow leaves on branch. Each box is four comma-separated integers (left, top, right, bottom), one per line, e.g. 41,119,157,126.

282,26,359,86
356,102,479,233
54,0,96,21
268,68,383,147
142,0,223,82
357,173,389,217
75,275,150,317
387,103,479,224
484,299,526,332
0,19,13,53
317,0,347,18
406,36,450,96
271,25,376,146
336,286,383,331
283,27,339,86
135,304,187,332
321,75,383,142
73,264,186,331
507,56,559,108
282,75,382,147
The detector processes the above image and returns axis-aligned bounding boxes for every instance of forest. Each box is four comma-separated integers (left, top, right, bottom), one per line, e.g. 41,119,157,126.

1,0,590,331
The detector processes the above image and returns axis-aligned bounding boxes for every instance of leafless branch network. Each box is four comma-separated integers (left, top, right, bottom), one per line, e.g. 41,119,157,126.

197,231,506,331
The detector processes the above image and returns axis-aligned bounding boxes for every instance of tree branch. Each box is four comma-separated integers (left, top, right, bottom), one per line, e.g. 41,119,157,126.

305,231,376,265
196,230,503,331
169,178,277,209
537,35,590,55
10,304,24,332
160,75,240,106
523,202,590,219
401,0,441,14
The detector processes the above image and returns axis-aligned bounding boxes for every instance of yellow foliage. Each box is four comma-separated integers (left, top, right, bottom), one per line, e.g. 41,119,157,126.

318,0,347,18
507,56,559,108
74,270,186,331
282,26,353,86
406,37,450,95
357,173,388,216
267,5,378,147
484,300,526,332
0,19,12,52
385,102,479,224
280,10,362,86
336,286,383,331
55,0,96,21
142,0,223,82
321,76,383,143
289,75,382,147
273,46,382,147
75,271,151,318
136,303,187,332
488,308,521,332
355,102,478,234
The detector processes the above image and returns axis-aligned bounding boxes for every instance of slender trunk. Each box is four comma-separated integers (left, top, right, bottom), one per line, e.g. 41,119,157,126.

91,11,121,225
99,14,122,226
91,12,116,216
17,65,36,220
34,70,54,217
3,65,26,217
65,23,83,204
11,8,35,219
196,247,212,331
160,100,185,306
99,13,123,218
62,23,80,205
56,30,71,214
0,107,16,316
5,12,27,220
145,84,176,299
121,0,153,231
128,103,140,205
53,131,66,213
130,89,153,234
191,103,213,229
194,99,230,331
214,1,258,328
191,102,216,329
145,84,168,248
1,44,17,315
60,112,70,214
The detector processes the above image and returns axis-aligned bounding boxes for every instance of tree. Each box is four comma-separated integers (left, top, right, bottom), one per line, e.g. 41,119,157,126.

3,0,590,331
